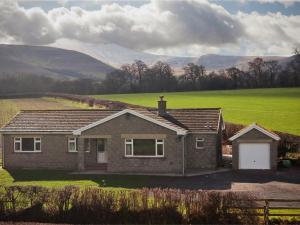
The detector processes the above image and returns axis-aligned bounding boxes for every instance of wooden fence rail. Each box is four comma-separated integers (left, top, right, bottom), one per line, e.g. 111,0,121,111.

251,199,300,225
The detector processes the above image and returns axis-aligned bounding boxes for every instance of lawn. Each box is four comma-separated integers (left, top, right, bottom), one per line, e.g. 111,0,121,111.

93,88,300,136
0,169,151,190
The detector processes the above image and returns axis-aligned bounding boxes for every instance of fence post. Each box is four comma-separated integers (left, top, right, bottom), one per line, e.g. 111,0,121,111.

264,200,269,225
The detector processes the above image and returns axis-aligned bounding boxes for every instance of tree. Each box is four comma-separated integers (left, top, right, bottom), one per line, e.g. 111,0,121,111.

264,60,281,87
131,60,148,85
226,67,242,89
286,48,300,86
183,63,205,89
248,57,265,87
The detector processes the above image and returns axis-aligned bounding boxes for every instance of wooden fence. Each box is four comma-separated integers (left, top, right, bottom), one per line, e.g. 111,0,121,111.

238,199,300,225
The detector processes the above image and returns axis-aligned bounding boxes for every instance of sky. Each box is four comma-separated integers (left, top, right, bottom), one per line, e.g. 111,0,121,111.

0,0,299,57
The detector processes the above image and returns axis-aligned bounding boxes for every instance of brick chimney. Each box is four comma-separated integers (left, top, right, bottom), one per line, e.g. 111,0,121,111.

158,96,167,116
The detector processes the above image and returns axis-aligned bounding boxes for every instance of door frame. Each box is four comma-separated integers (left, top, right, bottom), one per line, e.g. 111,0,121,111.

96,138,107,163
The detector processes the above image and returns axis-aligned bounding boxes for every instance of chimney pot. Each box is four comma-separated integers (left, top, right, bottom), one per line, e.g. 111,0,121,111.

158,96,167,116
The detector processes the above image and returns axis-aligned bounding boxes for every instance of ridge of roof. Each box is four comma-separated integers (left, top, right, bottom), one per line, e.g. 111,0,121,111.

19,108,221,112
167,108,221,110
19,109,122,112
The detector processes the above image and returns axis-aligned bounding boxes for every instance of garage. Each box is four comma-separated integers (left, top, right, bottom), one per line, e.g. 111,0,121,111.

229,123,280,170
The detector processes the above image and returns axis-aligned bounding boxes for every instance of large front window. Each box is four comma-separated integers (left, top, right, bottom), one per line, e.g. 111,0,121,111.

125,139,164,157
14,137,41,152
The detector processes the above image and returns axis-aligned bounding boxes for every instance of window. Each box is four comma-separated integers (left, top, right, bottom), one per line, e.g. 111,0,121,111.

84,139,90,152
195,138,204,149
125,139,133,156
96,139,105,153
125,139,164,157
14,137,41,152
68,138,77,152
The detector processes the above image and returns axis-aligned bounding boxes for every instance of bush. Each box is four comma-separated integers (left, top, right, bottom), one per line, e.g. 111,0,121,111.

0,185,259,224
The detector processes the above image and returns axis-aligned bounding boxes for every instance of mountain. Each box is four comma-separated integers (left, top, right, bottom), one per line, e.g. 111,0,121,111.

196,54,287,71
0,44,115,80
50,40,288,73
0,43,290,81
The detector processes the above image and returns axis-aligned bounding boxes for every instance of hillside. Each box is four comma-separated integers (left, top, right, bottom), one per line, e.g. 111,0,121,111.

51,40,289,72
0,45,115,80
93,88,300,136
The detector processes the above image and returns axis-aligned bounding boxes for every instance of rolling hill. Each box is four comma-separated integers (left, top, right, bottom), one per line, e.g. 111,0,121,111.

0,44,115,80
50,40,289,73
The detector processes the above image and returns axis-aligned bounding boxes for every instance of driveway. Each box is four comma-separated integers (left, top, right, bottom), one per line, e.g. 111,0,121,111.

145,167,300,199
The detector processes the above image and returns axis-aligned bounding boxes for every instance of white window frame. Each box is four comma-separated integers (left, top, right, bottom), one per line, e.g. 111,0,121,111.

195,138,205,150
34,137,41,151
14,137,42,153
124,138,164,158
68,137,77,152
125,139,133,156
156,139,164,157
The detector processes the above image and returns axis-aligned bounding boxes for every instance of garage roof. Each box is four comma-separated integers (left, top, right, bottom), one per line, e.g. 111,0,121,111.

229,123,280,141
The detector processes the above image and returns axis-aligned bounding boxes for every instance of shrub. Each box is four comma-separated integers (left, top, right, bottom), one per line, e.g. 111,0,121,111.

0,185,259,224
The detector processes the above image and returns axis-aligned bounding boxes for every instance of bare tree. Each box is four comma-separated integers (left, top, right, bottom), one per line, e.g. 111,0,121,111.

132,60,148,85
226,67,242,89
264,60,281,87
248,57,265,87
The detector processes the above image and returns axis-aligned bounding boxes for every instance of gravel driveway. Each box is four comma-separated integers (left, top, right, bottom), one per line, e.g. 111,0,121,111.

145,167,300,199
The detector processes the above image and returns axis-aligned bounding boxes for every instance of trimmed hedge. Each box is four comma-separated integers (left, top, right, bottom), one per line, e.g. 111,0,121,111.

0,185,259,224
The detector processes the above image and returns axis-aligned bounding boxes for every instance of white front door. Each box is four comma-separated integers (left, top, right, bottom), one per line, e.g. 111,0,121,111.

239,143,270,169
96,139,107,163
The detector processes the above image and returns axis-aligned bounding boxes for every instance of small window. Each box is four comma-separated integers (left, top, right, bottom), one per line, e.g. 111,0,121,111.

68,138,77,152
125,139,133,156
14,137,41,152
34,138,41,151
14,138,21,151
196,138,204,149
156,139,164,156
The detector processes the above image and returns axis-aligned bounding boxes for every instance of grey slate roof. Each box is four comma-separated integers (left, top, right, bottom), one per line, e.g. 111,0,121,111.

0,108,222,133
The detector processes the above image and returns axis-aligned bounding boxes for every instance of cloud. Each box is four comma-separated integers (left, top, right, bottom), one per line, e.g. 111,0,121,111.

0,0,244,49
236,11,300,55
256,0,297,8
0,0,299,56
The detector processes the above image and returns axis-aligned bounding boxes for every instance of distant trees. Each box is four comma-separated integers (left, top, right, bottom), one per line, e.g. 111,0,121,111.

0,49,299,95
99,50,299,94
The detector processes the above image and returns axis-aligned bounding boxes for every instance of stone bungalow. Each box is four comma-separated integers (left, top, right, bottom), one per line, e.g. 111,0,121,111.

0,97,224,175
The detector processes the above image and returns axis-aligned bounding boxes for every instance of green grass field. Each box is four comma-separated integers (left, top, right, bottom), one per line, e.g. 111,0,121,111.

93,88,300,136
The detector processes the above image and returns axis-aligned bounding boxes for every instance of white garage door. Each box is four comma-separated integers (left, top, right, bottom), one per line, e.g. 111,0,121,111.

239,143,270,169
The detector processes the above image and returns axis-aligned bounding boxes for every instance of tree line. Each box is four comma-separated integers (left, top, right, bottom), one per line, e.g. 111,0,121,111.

100,49,300,93
0,50,299,95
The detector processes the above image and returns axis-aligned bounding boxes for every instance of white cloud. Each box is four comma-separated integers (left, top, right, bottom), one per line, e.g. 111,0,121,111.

0,0,299,56
236,11,300,55
0,0,244,48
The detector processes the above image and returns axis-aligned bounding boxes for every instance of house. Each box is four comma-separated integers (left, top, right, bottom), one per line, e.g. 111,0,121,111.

0,97,224,175
229,123,280,170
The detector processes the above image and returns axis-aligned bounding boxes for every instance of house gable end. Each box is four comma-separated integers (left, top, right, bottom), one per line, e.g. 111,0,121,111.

229,124,280,141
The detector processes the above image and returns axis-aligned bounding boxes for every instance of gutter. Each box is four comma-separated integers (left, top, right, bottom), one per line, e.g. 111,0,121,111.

1,134,4,168
182,134,186,176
